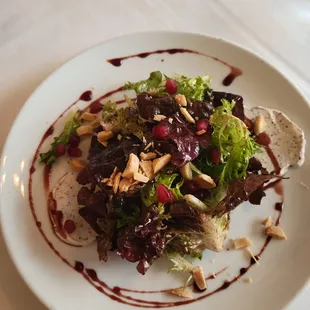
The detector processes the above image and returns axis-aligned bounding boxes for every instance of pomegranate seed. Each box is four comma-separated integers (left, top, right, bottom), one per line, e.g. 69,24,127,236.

157,184,174,204
165,79,178,95
68,135,80,147
54,144,66,157
68,146,82,157
210,147,221,164
152,124,170,140
196,119,209,132
64,219,76,234
89,102,102,114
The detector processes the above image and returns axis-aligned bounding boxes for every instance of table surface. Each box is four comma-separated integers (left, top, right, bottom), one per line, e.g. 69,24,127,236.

0,0,309,309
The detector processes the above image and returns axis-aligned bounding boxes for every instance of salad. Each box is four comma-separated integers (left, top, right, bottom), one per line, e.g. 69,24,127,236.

40,71,305,295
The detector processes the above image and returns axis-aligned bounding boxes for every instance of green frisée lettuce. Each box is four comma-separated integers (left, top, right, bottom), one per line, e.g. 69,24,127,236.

194,99,259,199
175,74,211,101
124,71,164,94
102,102,145,140
123,71,211,100
167,252,195,273
39,110,81,165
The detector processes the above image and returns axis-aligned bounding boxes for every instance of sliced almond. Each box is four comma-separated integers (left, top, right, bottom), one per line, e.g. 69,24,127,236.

119,178,135,193
106,167,118,187
192,266,207,290
133,172,149,183
81,112,97,121
262,216,272,228
139,161,154,179
254,115,265,135
233,237,253,249
175,94,187,107
140,152,157,160
117,134,122,141
169,288,192,298
196,129,206,136
122,153,140,178
77,125,93,136
180,107,195,124
153,114,166,122
193,174,216,189
265,225,287,240
90,118,101,128
184,194,208,212
100,120,114,131
97,130,114,143
69,159,87,171
245,248,260,265
144,142,152,151
153,154,171,174
245,277,253,284
180,163,192,180
113,172,122,194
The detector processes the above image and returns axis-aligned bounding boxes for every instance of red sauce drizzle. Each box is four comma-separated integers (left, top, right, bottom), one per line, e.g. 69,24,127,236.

28,87,284,308
79,90,93,101
107,48,242,86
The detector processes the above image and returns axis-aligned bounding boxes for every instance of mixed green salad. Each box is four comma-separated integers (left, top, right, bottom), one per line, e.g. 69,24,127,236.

41,71,286,293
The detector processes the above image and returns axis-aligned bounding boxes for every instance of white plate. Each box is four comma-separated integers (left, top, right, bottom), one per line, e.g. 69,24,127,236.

1,32,310,310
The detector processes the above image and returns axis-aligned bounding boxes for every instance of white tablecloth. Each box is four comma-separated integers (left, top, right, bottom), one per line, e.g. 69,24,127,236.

0,1,309,309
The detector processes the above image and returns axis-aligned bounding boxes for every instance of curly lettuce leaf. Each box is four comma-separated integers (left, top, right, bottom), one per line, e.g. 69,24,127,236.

123,71,211,100
176,74,211,100
39,110,81,165
124,71,164,93
102,103,145,140
194,99,259,199
167,252,195,273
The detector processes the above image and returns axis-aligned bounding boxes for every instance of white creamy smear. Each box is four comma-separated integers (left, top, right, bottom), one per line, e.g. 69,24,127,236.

246,106,306,174
52,172,97,246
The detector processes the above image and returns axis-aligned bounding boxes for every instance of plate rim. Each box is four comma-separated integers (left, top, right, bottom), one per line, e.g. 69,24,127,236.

1,30,309,309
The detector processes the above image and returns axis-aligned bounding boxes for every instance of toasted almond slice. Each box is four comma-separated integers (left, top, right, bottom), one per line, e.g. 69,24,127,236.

180,163,192,180
100,120,114,131
77,125,93,136
262,216,272,227
196,129,206,136
81,112,98,121
140,152,157,160
117,134,122,141
192,266,207,290
119,178,135,193
69,159,87,171
134,172,149,183
106,167,118,186
169,288,192,298
245,248,260,265
193,174,216,189
122,153,140,178
153,154,171,174
245,277,253,284
184,194,208,212
90,118,101,128
233,237,253,249
102,178,109,183
265,225,287,240
153,114,166,122
144,142,152,151
254,115,265,135
180,108,195,124
139,161,154,179
113,172,122,194
97,130,114,142
175,94,187,107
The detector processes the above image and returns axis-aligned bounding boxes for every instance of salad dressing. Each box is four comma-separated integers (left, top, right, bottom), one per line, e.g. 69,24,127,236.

107,48,242,86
